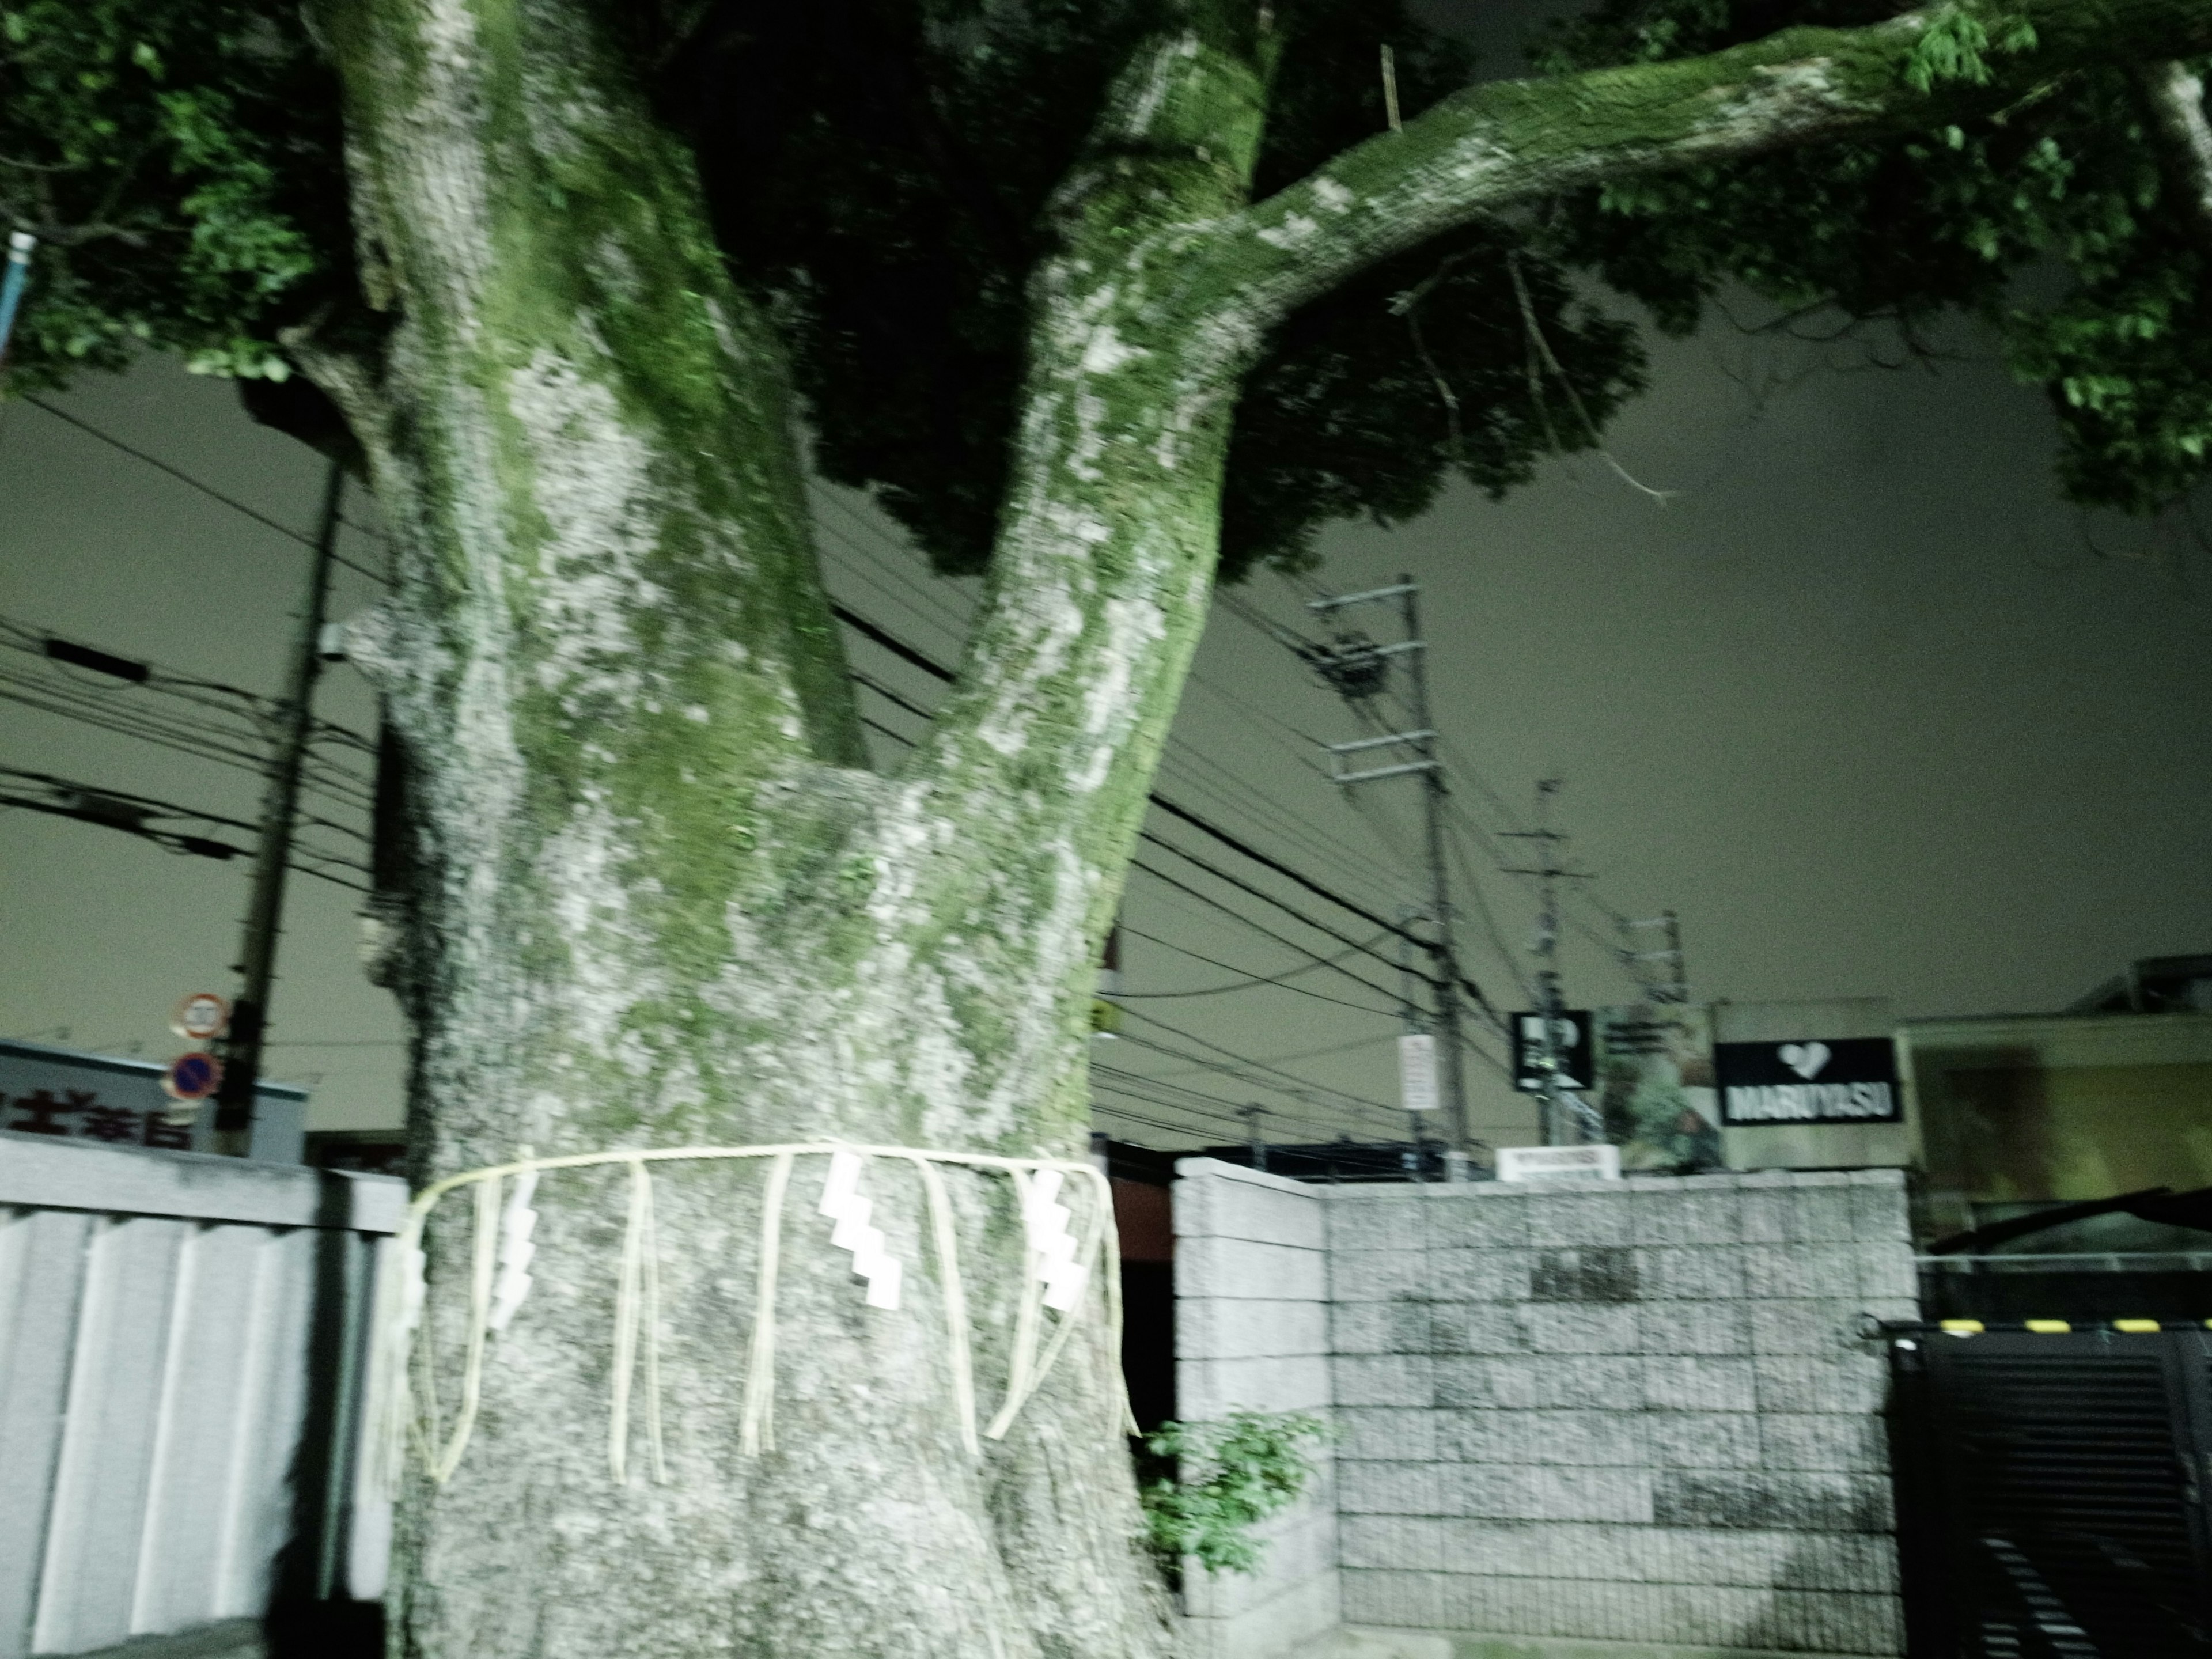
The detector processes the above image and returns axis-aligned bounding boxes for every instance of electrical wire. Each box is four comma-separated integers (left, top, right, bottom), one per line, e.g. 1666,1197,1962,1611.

0,616,378,805
1143,1030,1399,1077
846,600,1521,1105
827,551,1412,927
1440,816,1538,1004
1088,1093,1252,1145
846,634,1435,1004
853,684,1416,1025
1124,859,1411,1016
0,786,369,892
1113,1005,1401,1119
20,395,392,588
1150,746,1400,914
1111,925,1395,999
1221,582,1650,1017
0,677,375,816
828,600,1442,960
809,493,979,639
1089,1069,1363,1143
1139,817,1433,977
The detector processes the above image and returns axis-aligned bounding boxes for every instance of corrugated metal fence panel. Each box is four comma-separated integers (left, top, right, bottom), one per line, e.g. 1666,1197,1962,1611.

0,1142,402,1659
33,1214,192,1654
0,1207,94,1659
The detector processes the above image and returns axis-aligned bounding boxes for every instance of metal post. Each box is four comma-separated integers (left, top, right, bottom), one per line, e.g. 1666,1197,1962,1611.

213,459,345,1156
1399,577,1473,1161
0,231,37,365
1395,908,1430,1181
1240,1104,1268,1173
1506,780,1572,1145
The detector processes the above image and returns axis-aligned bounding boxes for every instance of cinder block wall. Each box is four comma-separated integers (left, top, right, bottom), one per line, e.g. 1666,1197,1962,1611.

1329,1170,1918,1657
1173,1159,1339,1659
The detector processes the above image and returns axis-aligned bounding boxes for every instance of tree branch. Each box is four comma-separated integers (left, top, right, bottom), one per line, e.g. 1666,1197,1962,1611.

2135,59,2212,255
1209,0,2212,335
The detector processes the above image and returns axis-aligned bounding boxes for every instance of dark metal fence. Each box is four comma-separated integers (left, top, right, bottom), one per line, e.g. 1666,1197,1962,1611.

1890,1323,2212,1656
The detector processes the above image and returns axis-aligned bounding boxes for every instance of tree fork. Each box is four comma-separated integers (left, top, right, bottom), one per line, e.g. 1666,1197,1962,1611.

310,0,1186,1654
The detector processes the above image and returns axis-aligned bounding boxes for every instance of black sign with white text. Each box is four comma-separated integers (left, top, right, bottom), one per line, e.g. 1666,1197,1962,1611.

1714,1037,1901,1125
1511,1010,1594,1093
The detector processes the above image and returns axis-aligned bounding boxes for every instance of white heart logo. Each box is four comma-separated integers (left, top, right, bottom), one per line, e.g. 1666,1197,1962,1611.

1779,1041,1831,1080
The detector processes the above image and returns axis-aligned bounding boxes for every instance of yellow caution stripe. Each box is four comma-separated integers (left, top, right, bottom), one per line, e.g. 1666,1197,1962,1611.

2115,1319,2163,1334
1940,1319,1984,1335
2024,1319,2072,1334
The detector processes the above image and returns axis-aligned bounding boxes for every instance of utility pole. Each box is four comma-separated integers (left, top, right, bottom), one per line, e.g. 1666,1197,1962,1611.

1504,780,1568,1144
1502,779,1601,1147
1395,906,1433,1180
1304,576,1473,1163
1239,1103,1268,1173
1622,910,1690,1005
213,459,345,1156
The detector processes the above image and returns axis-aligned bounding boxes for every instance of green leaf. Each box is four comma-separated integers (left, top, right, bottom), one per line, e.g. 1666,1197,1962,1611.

1135,1412,1331,1576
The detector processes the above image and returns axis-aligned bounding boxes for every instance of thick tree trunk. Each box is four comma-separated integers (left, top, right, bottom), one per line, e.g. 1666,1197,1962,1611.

309,1,1220,1656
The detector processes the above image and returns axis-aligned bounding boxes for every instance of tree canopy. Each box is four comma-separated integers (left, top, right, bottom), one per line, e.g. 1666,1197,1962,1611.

677,0,1645,579
1535,1,2212,515
1,1,2205,551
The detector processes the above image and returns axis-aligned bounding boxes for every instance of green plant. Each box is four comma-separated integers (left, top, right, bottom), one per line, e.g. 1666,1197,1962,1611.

1135,1411,1331,1577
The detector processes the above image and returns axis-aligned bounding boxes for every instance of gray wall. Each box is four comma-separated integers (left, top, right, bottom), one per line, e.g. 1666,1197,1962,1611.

0,1138,402,1658
1175,1161,1919,1659
1175,1161,1340,1659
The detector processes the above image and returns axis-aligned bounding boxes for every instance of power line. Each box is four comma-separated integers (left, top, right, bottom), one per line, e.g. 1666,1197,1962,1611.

1111,925,1395,999
1139,827,1433,987
0,767,369,891
1123,860,1411,1016
1431,811,1536,1003
1234,584,1652,952
1144,793,1430,960
0,615,377,808
832,598,1452,971
1113,1004,1403,1120
851,680,1418,1017
1088,1090,1256,1145
19,396,391,588
1090,1068,1366,1143
1143,1030,1399,1077
1150,744,1400,912
0,672,373,814
810,493,979,639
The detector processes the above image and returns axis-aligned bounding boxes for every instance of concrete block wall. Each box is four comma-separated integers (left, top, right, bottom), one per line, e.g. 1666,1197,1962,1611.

1174,1160,1339,1659
1327,1170,1917,1657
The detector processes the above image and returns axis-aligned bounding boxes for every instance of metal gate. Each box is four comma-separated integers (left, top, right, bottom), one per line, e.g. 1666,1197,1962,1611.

1891,1324,2212,1656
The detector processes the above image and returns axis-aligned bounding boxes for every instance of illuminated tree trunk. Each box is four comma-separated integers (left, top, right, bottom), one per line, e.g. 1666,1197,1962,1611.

302,0,2212,1655
311,1,1195,1654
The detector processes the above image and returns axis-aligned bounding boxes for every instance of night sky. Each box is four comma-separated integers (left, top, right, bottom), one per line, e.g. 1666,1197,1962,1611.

2,9,2207,1152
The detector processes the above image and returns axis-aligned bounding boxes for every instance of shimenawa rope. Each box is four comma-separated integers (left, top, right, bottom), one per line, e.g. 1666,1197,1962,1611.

366,1142,1130,1494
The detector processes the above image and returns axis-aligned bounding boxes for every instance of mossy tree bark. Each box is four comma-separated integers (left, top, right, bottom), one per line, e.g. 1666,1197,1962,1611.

306,0,2209,1656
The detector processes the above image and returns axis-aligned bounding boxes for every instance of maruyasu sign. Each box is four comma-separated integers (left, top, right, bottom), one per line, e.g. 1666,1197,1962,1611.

1714,1037,1900,1126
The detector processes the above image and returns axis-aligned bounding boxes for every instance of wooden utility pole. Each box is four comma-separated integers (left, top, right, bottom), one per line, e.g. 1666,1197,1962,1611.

213,459,344,1156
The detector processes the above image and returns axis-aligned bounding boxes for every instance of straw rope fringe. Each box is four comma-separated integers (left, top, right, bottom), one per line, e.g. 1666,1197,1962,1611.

366,1143,1128,1495
609,1159,666,1484
738,1151,794,1457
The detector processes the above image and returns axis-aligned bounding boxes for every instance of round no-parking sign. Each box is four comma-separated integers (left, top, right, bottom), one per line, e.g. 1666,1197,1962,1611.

162,1051,224,1101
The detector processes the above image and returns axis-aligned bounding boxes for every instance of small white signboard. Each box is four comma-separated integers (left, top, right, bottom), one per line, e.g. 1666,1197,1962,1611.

1397,1032,1439,1113
1496,1143,1622,1183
